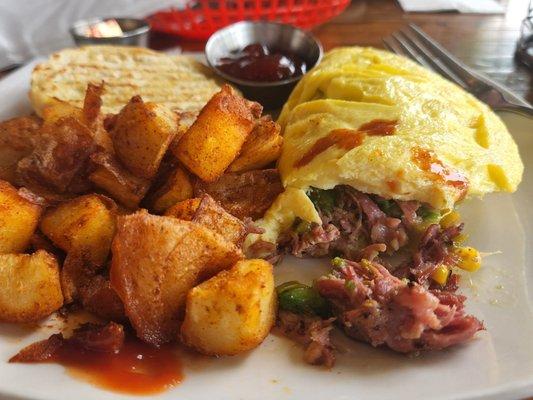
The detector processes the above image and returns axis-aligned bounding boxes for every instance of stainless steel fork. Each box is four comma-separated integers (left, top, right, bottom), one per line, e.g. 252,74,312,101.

383,23,533,116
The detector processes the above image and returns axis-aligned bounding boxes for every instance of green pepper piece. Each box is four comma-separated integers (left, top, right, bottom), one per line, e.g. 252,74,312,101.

307,187,337,214
375,198,402,218
418,205,441,223
277,282,331,318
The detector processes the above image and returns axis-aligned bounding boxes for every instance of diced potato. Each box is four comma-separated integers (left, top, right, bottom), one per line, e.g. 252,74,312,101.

173,85,256,182
194,169,283,220
60,250,97,304
164,198,201,220
0,250,63,322
79,274,126,322
181,259,276,356
148,165,193,213
166,195,246,247
89,152,150,209
42,100,82,124
111,96,178,179
228,116,283,173
110,211,243,345
42,84,114,154
40,194,117,265
0,116,40,183
17,116,96,193
0,180,42,254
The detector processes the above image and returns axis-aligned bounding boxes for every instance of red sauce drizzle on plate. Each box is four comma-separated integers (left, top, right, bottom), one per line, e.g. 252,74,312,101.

50,337,182,395
294,119,398,168
10,334,183,395
411,147,469,193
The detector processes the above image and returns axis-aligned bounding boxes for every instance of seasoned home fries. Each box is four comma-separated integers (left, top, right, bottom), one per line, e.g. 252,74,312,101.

1,73,282,362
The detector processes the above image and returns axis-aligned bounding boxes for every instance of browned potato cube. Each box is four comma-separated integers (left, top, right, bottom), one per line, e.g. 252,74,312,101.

111,96,178,179
0,116,40,183
164,198,201,221
181,259,276,356
173,85,256,182
40,194,117,265
148,165,193,213
228,116,283,173
166,195,245,247
42,84,114,154
42,100,82,124
194,169,283,220
0,180,42,254
16,116,96,193
110,211,243,346
89,152,150,209
0,250,63,322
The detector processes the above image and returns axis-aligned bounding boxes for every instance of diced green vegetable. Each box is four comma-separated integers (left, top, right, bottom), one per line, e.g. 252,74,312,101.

277,281,331,317
307,187,337,214
375,198,402,218
418,205,441,223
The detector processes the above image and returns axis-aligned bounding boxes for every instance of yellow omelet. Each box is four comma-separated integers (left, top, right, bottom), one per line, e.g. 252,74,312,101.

249,47,523,247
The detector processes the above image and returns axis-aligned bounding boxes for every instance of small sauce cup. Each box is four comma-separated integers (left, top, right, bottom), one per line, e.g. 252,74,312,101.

70,17,150,47
205,21,323,109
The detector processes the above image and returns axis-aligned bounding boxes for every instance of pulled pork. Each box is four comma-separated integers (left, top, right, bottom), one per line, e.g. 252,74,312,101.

315,258,483,353
276,310,336,368
279,186,409,260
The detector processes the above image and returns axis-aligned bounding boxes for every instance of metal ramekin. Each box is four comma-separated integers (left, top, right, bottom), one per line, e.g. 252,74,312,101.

70,17,150,47
205,21,323,109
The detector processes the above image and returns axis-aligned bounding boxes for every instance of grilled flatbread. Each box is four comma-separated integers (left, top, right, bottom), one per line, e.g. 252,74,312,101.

30,45,222,116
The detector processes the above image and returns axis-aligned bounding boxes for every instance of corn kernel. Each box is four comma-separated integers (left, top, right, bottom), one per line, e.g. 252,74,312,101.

431,264,450,286
455,246,481,272
440,210,461,228
453,233,468,245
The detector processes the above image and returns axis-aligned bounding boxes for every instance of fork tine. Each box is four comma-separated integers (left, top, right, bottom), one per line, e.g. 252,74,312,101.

407,23,477,83
382,37,404,55
393,31,469,89
388,33,433,70
382,39,394,52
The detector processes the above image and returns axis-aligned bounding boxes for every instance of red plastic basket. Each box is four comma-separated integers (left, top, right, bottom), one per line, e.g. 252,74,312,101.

148,0,350,40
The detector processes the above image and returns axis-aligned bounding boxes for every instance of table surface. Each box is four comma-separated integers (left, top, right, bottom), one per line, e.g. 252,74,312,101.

149,0,533,104
1,0,531,103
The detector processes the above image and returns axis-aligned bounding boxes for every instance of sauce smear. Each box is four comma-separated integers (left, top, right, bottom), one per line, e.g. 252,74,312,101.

51,337,182,395
411,147,469,192
11,330,183,395
294,119,398,168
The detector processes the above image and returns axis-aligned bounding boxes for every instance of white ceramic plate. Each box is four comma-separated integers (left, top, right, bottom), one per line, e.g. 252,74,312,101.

0,61,532,400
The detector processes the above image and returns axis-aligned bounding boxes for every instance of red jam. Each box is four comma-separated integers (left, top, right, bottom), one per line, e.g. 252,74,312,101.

216,43,307,82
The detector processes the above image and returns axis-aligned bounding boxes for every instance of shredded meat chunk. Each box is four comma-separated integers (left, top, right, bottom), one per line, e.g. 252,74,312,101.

278,186,410,260
276,310,336,367
315,259,483,353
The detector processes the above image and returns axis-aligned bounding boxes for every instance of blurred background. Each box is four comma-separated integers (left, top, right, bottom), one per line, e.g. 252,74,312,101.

0,0,531,102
